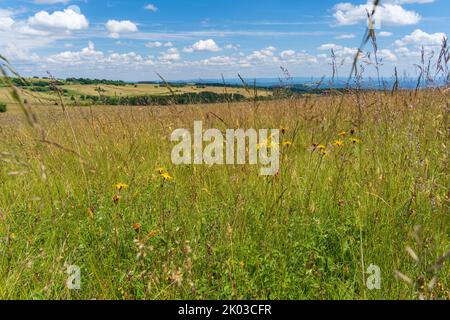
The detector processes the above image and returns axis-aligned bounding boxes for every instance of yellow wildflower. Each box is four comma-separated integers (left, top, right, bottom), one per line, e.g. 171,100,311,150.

338,131,347,137
161,172,174,182
350,138,361,144
280,127,288,135
314,144,327,155
282,141,293,147
115,182,128,191
333,140,344,147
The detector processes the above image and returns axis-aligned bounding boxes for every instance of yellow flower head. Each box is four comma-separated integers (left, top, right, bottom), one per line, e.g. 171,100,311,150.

282,141,293,147
350,138,361,144
115,182,129,191
333,140,344,147
161,172,174,182
338,131,347,137
280,127,288,135
315,144,327,155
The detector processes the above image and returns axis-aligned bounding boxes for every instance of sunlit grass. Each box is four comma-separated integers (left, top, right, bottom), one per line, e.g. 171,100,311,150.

0,88,448,299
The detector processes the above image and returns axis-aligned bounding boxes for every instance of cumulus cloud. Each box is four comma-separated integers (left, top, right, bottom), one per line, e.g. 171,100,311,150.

48,41,154,67
144,4,159,12
333,2,421,26
280,50,296,59
159,48,181,62
200,56,237,66
377,49,397,62
0,10,14,31
28,7,88,30
184,39,221,53
395,29,447,47
245,46,278,64
3,43,40,62
106,20,138,38
49,41,103,64
279,50,318,64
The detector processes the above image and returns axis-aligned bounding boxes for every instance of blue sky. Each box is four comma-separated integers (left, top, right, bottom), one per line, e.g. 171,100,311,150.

0,0,448,80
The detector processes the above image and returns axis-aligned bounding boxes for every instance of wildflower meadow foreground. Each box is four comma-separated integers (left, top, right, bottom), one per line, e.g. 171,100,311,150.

0,0,449,302
0,86,448,299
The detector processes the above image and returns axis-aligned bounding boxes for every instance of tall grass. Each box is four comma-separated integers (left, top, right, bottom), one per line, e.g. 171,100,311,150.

0,0,449,300
0,87,448,299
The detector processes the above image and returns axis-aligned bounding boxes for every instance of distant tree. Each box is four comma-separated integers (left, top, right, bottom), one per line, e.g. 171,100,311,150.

0,101,7,113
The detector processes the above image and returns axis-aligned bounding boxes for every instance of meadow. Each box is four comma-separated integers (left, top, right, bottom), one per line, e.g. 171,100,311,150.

0,70,448,299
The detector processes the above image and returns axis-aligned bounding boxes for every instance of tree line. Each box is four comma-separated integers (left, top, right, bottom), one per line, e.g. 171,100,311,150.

79,91,250,106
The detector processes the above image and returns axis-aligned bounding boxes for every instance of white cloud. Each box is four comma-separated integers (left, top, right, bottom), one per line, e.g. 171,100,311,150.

378,49,397,62
16,25,50,36
28,7,88,30
336,33,356,40
318,43,343,51
146,41,173,48
146,41,162,48
3,43,40,62
159,48,181,62
395,29,447,47
224,44,240,50
184,39,221,53
200,56,237,66
280,50,296,59
379,31,393,37
279,50,318,64
333,2,421,26
49,41,103,64
144,4,159,12
106,20,138,39
245,46,278,63
48,41,154,67
0,10,14,31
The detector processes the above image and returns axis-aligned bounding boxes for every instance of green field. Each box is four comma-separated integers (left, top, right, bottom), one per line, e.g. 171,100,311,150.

0,77,449,299
0,81,272,109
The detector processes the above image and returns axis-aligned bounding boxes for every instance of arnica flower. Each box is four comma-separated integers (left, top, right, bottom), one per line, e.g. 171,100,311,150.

338,131,347,137
282,141,293,147
316,144,327,155
161,172,174,182
115,182,128,191
333,140,344,147
350,138,361,144
112,194,121,204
